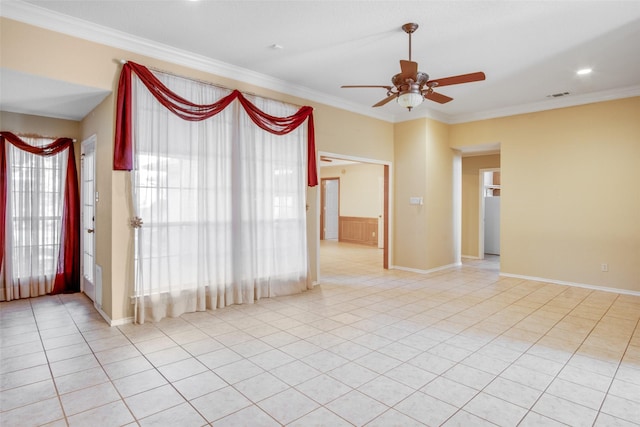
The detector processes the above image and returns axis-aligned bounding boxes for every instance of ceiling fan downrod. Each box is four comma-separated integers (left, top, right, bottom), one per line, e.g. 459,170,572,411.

402,23,419,61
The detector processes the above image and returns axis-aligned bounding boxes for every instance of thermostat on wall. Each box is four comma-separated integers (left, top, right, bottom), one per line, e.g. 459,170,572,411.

409,197,423,205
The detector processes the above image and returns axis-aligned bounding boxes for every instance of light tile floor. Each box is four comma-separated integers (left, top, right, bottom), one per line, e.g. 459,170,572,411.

1,241,639,426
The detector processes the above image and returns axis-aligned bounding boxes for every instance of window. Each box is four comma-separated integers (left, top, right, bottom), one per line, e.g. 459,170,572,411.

1,133,79,300
8,137,66,282
130,71,310,322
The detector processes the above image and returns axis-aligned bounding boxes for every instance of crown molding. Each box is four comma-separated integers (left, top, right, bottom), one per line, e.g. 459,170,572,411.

397,85,640,125
3,1,638,125
1,0,396,123
449,85,640,124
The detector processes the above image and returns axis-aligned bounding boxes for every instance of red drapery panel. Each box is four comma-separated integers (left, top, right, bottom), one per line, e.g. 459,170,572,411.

114,61,318,186
0,131,80,294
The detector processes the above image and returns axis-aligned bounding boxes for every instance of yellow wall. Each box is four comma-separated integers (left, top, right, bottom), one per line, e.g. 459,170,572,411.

79,97,116,317
461,154,501,257
394,119,428,269
1,18,394,322
451,98,640,292
0,111,81,141
425,118,456,270
320,163,383,218
393,117,457,271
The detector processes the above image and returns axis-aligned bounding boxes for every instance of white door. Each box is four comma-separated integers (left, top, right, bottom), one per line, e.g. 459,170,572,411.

324,179,339,240
378,176,384,248
484,196,501,255
81,136,97,302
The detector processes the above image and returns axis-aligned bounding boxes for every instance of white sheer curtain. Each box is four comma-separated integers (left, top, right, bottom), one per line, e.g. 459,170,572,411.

132,71,310,323
2,137,67,300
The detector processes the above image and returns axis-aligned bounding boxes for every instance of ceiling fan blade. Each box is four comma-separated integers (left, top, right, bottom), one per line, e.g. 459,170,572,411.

428,72,486,87
424,91,453,104
372,94,398,107
399,60,418,80
341,85,393,90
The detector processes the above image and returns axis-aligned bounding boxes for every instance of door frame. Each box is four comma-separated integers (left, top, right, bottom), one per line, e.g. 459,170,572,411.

320,177,340,241
478,167,500,259
316,151,392,274
81,135,97,302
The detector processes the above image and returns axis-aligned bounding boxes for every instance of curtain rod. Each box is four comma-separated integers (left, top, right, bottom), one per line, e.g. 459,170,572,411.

16,132,77,143
119,59,303,109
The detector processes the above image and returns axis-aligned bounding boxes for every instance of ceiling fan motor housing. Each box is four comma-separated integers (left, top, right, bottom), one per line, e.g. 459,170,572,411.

392,71,429,91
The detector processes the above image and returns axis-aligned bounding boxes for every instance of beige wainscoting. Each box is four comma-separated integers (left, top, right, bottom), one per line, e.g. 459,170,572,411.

339,216,378,246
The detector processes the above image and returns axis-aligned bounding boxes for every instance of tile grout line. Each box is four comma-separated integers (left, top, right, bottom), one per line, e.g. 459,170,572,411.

179,311,285,425
62,293,136,426
30,295,71,426
590,295,640,426
2,246,638,427
513,288,618,426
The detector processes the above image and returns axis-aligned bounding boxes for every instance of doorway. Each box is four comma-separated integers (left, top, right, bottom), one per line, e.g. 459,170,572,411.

81,136,97,303
321,178,339,240
479,168,501,258
317,152,391,276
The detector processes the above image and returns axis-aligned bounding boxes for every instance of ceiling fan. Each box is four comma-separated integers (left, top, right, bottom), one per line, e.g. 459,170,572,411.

342,23,486,111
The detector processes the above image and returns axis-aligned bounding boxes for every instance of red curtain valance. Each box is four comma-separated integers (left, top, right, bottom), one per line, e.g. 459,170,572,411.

0,131,80,294
114,61,318,187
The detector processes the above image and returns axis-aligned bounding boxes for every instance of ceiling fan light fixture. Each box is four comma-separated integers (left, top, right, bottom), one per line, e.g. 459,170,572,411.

397,90,423,111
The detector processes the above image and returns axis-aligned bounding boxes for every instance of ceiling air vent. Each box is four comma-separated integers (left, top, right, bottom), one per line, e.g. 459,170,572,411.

547,92,570,98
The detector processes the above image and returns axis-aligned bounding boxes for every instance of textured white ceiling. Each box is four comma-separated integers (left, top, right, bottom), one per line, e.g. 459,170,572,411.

2,0,640,123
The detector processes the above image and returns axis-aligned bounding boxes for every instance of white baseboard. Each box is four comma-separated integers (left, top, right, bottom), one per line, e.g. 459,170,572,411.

499,272,640,297
94,303,134,327
110,316,134,327
391,262,462,275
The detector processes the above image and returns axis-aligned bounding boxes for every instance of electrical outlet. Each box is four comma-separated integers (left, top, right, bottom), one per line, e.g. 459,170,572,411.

601,263,608,272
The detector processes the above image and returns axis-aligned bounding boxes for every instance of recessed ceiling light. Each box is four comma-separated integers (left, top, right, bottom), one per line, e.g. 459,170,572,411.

576,68,592,75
